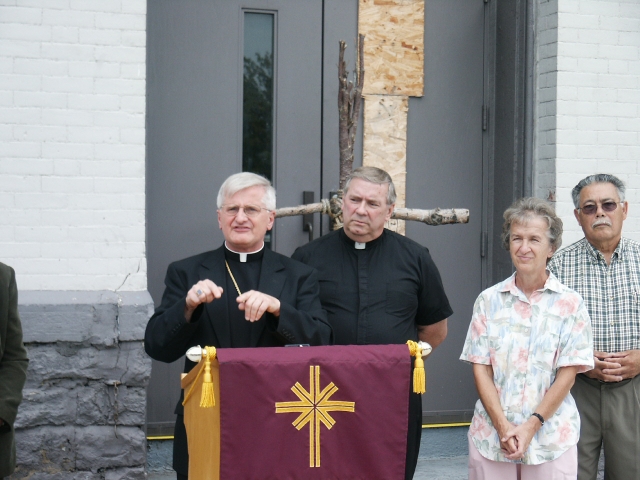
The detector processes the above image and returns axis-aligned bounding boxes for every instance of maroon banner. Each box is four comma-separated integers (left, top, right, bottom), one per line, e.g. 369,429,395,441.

218,344,411,480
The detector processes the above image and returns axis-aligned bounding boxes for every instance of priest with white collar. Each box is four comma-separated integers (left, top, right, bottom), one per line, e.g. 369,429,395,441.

292,166,452,480
145,172,332,480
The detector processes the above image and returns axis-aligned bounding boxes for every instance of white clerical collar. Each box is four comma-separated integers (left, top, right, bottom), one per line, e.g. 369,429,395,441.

354,242,366,250
224,242,265,262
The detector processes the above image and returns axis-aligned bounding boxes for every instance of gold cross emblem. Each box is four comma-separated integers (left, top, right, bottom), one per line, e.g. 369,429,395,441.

275,365,355,467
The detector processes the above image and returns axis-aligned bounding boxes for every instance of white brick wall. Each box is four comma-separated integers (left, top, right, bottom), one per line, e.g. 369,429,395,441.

534,0,559,202
0,1,147,290
535,0,640,248
2,0,637,288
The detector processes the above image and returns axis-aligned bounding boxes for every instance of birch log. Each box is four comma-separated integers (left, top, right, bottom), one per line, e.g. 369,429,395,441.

274,202,328,217
275,203,469,226
391,208,469,225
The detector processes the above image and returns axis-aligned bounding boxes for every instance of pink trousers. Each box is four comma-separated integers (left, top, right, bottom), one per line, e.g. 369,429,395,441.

468,436,578,480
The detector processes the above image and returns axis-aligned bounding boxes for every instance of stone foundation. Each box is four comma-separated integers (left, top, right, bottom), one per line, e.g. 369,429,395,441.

10,291,153,479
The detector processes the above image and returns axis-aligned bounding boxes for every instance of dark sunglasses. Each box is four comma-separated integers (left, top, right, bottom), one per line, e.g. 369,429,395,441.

578,201,622,215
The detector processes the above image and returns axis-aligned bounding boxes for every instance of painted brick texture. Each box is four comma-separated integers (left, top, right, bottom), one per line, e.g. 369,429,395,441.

534,0,559,203
0,1,147,290
550,0,640,247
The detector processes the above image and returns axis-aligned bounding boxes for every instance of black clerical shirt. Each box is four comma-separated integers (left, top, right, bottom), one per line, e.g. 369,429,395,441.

223,246,264,347
292,228,452,345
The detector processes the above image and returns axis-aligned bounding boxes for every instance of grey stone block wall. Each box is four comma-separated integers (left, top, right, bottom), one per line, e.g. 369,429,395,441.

10,291,153,480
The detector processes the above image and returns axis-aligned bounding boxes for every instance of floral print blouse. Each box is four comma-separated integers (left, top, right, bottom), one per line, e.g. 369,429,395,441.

460,272,594,465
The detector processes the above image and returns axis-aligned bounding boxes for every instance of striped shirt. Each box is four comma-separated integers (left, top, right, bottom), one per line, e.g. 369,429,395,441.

548,237,640,352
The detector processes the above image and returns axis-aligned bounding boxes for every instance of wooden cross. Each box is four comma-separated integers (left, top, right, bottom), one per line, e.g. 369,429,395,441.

275,36,469,230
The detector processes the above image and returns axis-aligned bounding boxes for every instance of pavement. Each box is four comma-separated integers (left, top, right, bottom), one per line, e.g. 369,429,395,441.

147,427,471,479
147,429,604,479
147,454,469,480
148,454,609,480
415,455,468,479
148,474,174,480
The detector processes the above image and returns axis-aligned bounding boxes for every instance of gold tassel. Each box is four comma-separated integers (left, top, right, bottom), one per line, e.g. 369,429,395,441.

200,347,216,408
413,352,426,394
406,341,426,394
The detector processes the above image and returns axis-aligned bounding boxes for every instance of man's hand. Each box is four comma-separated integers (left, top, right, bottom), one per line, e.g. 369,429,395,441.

583,351,623,382
184,280,224,322
601,350,640,380
237,290,281,322
417,319,448,350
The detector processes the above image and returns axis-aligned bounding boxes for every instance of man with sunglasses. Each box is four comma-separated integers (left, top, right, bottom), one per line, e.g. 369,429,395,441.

145,172,332,479
548,173,640,480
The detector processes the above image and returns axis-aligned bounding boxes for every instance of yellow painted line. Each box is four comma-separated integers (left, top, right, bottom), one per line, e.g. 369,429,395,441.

422,422,471,429
149,423,471,440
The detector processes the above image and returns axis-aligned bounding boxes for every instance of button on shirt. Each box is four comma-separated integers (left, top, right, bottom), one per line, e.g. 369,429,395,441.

548,237,640,352
460,272,593,465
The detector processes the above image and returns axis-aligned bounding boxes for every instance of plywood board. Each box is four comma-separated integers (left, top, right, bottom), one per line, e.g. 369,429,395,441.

359,0,424,96
363,94,408,234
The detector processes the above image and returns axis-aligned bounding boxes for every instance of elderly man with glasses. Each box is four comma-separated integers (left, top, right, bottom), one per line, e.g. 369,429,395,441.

145,172,332,480
548,173,640,480
293,166,452,480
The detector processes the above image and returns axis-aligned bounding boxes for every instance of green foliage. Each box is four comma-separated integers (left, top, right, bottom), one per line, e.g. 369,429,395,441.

243,53,273,181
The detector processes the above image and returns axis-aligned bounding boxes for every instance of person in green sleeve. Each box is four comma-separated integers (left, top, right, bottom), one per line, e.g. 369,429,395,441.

0,262,29,479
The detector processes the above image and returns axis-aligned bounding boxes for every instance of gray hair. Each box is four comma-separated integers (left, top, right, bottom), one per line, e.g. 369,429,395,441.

344,166,397,205
571,173,626,208
501,197,563,253
217,172,276,210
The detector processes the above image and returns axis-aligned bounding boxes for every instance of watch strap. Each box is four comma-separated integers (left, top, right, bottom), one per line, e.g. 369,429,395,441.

531,412,545,425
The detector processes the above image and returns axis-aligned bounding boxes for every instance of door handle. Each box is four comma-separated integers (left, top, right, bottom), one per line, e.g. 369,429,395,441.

303,191,314,242
304,222,313,243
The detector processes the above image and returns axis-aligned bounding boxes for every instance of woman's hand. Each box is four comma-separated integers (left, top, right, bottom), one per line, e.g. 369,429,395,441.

472,364,519,455
500,437,518,456
497,422,518,455
501,418,540,460
501,366,580,460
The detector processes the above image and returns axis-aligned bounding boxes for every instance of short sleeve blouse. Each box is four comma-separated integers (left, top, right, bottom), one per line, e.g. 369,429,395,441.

459,272,594,465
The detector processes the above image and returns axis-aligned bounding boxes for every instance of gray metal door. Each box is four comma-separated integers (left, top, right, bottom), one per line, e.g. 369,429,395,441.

407,0,486,423
146,0,325,434
319,0,486,423
147,0,486,433
321,0,486,423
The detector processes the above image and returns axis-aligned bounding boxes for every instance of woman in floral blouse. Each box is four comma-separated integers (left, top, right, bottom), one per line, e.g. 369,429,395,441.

460,198,594,479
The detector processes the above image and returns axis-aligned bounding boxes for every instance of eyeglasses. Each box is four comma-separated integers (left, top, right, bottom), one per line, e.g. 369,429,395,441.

220,204,271,218
578,201,622,215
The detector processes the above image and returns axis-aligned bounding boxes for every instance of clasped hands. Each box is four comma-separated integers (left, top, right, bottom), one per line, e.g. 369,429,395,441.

497,418,540,461
585,350,640,382
184,279,281,322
